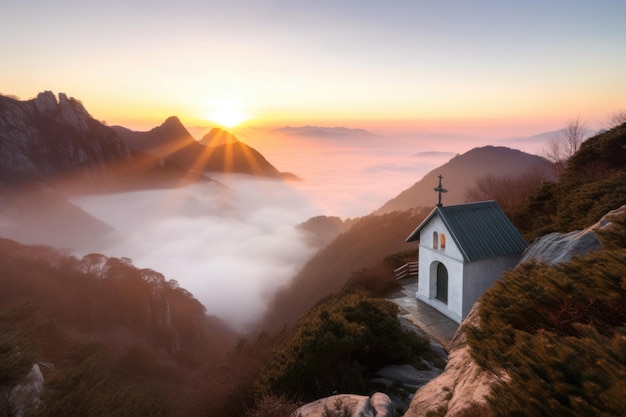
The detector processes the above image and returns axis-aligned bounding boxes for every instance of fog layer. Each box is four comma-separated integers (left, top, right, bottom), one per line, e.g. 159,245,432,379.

71,176,319,332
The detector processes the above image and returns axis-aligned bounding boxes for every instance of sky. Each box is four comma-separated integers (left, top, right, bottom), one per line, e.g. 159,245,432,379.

2,0,626,135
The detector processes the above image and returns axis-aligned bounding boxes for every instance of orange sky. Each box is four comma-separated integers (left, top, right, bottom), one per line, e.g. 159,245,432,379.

2,1,625,137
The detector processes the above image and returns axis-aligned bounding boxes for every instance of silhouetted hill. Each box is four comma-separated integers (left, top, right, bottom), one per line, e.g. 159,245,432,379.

113,116,202,162
376,146,554,214
0,182,114,249
199,127,239,147
115,121,294,179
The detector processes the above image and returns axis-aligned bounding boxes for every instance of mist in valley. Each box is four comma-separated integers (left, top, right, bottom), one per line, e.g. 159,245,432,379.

70,176,321,332
66,129,548,332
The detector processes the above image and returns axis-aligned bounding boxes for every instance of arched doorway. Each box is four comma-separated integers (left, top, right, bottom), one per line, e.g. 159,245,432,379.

436,263,448,304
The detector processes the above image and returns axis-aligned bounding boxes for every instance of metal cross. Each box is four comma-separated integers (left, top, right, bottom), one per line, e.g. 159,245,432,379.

433,175,448,207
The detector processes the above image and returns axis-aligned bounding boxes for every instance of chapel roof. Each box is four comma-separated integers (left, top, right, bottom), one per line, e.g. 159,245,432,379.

406,200,527,262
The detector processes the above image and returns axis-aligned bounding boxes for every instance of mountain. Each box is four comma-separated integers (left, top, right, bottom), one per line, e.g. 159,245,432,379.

0,92,199,190
0,92,201,249
199,127,239,147
273,125,377,138
0,91,131,183
114,122,295,179
376,146,554,214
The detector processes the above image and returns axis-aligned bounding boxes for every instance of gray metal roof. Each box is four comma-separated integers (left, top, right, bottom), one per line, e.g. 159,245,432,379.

406,201,527,262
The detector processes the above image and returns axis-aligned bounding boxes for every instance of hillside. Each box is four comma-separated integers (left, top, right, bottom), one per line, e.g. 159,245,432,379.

0,238,235,416
376,146,554,214
516,122,626,239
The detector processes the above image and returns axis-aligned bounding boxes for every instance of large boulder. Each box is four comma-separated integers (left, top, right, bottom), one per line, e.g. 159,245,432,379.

521,205,626,264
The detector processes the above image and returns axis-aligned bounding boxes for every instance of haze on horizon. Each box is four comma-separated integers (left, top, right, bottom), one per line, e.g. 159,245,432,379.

2,0,625,139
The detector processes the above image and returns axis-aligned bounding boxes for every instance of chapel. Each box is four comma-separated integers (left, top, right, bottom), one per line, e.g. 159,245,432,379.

405,176,527,323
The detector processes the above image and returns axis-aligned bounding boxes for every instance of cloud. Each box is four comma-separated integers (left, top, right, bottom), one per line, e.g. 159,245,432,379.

71,177,319,332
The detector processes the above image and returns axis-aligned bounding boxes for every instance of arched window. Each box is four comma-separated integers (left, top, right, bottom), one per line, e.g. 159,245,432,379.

440,233,446,249
432,232,438,249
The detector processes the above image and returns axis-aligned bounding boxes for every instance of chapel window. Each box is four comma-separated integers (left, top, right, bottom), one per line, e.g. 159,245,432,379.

432,231,438,249
440,234,446,249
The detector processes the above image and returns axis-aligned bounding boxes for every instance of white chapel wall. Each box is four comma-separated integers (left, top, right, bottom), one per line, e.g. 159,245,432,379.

416,214,465,323
461,253,522,319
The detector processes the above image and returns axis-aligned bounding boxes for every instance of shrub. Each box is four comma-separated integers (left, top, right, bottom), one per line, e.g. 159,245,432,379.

256,291,431,402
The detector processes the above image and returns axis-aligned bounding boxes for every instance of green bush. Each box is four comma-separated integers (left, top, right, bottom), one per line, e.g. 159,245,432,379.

256,291,431,402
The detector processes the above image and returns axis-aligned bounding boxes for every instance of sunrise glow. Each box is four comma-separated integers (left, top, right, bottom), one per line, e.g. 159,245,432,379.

204,98,250,128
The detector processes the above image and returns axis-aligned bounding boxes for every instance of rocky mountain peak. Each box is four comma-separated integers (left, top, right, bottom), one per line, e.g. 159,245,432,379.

34,91,58,113
33,91,92,131
0,91,131,182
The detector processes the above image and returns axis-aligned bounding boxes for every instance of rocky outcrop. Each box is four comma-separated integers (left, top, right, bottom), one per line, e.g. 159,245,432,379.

296,393,393,417
521,205,626,265
0,91,131,182
8,364,44,417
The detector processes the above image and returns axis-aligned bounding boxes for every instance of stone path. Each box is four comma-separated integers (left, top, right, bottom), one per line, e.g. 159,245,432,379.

387,278,459,349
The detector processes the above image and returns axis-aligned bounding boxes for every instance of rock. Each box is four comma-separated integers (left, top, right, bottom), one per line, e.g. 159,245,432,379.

34,91,57,114
296,393,393,417
373,363,442,390
9,364,44,417
371,393,394,416
521,229,600,265
402,305,499,417
521,205,626,265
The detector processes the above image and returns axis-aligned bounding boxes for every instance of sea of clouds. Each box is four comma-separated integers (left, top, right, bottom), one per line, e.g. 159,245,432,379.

71,176,321,332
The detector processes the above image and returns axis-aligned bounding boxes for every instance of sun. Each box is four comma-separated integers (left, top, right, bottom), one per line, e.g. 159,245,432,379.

205,98,250,128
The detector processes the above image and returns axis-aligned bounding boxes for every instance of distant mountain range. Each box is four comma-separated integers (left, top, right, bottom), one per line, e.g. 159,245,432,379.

273,125,377,137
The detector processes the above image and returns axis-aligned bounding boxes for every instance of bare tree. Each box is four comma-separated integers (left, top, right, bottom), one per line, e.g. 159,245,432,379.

544,116,589,176
608,109,626,128
465,169,550,214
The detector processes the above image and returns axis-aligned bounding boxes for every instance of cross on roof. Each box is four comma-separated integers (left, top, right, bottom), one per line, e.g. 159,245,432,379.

433,174,448,207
